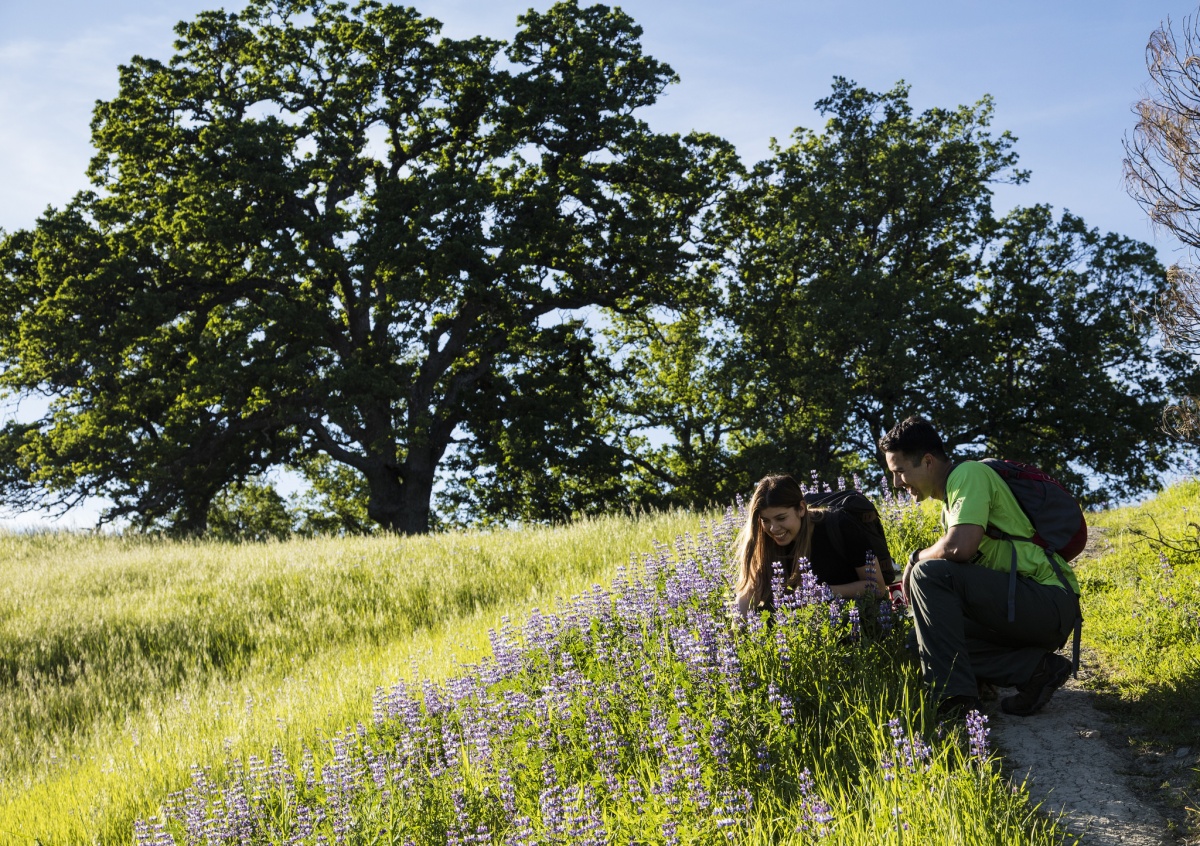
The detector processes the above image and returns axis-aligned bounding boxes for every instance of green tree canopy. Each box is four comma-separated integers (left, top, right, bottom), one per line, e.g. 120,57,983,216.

0,0,733,533
621,80,1195,505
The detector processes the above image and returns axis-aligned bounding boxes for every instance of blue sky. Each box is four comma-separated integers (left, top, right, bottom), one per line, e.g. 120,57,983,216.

0,0,1194,526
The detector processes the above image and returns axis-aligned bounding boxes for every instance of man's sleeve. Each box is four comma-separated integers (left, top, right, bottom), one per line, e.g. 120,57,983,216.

945,464,990,529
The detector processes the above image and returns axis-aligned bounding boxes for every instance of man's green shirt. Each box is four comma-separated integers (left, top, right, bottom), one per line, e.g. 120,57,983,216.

944,461,1080,594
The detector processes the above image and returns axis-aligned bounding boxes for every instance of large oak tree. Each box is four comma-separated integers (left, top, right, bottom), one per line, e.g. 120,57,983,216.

622,80,1196,504
0,0,732,533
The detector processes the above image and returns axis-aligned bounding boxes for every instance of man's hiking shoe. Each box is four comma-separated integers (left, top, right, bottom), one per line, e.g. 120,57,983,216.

1001,652,1072,717
936,694,983,723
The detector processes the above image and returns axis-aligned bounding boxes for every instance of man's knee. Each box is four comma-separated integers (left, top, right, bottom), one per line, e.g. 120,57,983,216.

910,557,956,588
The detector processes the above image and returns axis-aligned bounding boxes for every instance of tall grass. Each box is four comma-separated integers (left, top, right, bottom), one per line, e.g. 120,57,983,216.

1077,478,1200,740
0,510,704,844
0,489,1066,846
1073,478,1200,838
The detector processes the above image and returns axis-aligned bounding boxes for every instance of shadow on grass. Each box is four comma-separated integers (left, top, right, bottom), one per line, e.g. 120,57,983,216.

1088,655,1200,748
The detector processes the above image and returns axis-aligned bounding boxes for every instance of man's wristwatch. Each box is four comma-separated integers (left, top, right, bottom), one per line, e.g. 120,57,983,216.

908,549,921,566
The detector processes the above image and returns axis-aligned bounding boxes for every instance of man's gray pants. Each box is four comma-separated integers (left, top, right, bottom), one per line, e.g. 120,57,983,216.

908,558,1079,699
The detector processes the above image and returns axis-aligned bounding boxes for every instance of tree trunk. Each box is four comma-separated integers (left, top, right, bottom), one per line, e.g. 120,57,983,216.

363,452,438,534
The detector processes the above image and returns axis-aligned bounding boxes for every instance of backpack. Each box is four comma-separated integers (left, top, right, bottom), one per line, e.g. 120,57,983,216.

803,490,897,585
974,458,1086,671
977,458,1088,563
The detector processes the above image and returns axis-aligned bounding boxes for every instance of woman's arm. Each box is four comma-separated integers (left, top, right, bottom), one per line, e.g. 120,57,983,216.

826,564,887,599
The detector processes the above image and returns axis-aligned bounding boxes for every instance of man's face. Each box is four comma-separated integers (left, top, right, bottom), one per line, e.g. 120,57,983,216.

884,451,936,502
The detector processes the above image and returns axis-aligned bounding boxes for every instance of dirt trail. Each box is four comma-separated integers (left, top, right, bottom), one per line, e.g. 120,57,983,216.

980,526,1198,844
988,677,1180,845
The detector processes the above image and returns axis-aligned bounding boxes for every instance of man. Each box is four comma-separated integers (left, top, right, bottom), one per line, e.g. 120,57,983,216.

879,416,1080,720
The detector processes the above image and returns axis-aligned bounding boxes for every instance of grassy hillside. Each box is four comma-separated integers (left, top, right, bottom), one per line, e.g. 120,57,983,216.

5,481,1196,844
1074,478,1200,833
0,511,707,843
1077,478,1200,737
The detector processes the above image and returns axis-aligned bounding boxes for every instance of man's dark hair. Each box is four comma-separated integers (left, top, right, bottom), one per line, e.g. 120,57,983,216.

878,416,949,461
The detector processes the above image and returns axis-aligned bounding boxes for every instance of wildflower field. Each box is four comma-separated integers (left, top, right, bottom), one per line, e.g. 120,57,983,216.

5,479,1198,845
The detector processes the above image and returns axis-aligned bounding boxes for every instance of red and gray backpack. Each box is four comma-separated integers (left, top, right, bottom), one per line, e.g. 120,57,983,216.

975,458,1086,671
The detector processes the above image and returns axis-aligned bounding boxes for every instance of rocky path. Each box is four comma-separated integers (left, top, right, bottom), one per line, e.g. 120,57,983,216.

988,674,1193,844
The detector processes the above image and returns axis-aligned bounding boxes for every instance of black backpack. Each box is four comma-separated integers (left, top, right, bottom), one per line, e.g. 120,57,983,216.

803,490,897,584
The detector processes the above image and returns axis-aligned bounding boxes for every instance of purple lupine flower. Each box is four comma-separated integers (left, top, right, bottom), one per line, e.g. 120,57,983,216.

449,788,471,843
888,718,932,772
881,754,895,782
877,597,893,633
712,788,753,841
708,716,732,769
362,744,388,791
788,558,830,607
503,818,535,846
133,817,175,846
862,550,881,598
717,633,741,690
768,682,796,727
965,709,990,759
182,764,217,844
795,768,834,836
539,784,567,841
563,785,607,846
583,698,622,795
755,742,770,775
220,778,253,845
829,596,845,628
661,819,680,846
669,697,711,811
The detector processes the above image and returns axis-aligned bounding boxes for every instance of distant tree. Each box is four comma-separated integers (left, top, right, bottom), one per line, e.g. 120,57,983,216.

965,205,1195,501
207,477,294,542
1125,14,1200,445
289,454,374,536
0,0,732,533
602,306,744,509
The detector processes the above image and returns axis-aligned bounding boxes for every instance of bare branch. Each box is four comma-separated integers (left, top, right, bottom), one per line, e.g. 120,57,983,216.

1124,16,1200,447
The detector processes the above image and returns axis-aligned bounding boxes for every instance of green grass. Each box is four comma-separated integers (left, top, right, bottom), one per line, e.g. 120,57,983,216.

1070,478,1200,836
0,510,708,844
116,506,1060,846
1075,478,1200,743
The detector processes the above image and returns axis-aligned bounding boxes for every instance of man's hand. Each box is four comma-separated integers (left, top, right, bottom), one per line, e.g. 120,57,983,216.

904,524,985,594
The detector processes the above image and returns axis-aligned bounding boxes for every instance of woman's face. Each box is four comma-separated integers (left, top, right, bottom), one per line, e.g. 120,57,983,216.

758,504,805,546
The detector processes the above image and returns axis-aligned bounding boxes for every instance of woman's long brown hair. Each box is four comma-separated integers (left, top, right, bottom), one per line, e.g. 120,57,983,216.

734,474,824,609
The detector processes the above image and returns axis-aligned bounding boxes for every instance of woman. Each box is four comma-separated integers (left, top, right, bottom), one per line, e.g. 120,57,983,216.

734,474,889,615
